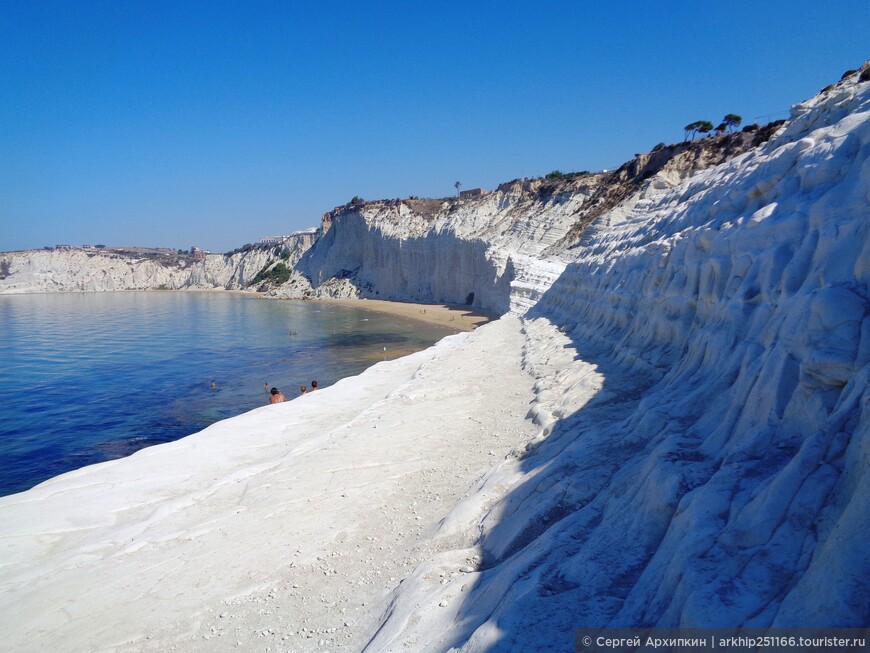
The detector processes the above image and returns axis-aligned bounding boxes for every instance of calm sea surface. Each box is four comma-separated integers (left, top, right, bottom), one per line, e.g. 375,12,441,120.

0,292,455,497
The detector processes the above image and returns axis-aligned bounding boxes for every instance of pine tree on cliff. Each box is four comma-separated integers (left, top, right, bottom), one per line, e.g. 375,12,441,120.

684,121,701,140
684,120,714,140
455,181,462,196
723,113,742,132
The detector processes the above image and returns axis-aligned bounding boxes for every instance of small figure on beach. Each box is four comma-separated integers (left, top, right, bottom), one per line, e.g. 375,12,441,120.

310,380,318,391
299,385,308,395
269,387,287,403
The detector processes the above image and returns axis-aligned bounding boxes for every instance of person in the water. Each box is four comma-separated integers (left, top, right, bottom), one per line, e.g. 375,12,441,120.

269,387,287,403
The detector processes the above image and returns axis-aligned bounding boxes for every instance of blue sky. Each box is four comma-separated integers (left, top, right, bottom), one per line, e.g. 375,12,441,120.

1,1,868,253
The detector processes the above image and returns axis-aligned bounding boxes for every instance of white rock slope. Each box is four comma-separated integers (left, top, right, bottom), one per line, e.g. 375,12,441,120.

368,67,870,650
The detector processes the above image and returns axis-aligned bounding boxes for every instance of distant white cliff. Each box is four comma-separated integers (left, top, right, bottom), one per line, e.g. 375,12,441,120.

0,231,318,294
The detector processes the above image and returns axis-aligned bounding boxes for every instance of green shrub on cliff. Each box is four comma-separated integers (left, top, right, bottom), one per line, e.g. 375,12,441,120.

252,262,291,286
544,170,589,181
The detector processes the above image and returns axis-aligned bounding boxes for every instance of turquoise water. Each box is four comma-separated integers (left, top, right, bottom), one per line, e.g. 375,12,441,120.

0,292,455,496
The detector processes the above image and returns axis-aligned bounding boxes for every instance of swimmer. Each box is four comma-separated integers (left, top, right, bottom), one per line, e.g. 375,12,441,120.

299,385,307,395
269,387,287,404
310,380,318,391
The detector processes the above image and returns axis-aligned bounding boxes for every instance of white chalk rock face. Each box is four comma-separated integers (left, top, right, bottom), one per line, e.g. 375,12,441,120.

368,69,870,650
294,185,591,314
290,126,776,316
0,240,315,293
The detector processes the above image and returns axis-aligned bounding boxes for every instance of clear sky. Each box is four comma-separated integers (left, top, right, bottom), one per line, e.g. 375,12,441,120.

1,1,868,253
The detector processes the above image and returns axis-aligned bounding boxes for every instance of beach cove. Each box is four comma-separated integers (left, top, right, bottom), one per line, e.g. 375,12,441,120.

0,292,479,496
0,312,555,652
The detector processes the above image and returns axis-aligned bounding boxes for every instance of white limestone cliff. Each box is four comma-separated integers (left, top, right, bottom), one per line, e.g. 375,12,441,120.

0,231,319,294
365,64,870,650
282,123,783,318
0,248,272,293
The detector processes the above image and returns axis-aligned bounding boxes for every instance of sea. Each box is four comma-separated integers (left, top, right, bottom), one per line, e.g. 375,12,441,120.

0,292,456,497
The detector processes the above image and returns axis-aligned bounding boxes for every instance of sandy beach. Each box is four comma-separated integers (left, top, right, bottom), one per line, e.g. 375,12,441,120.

325,298,494,332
